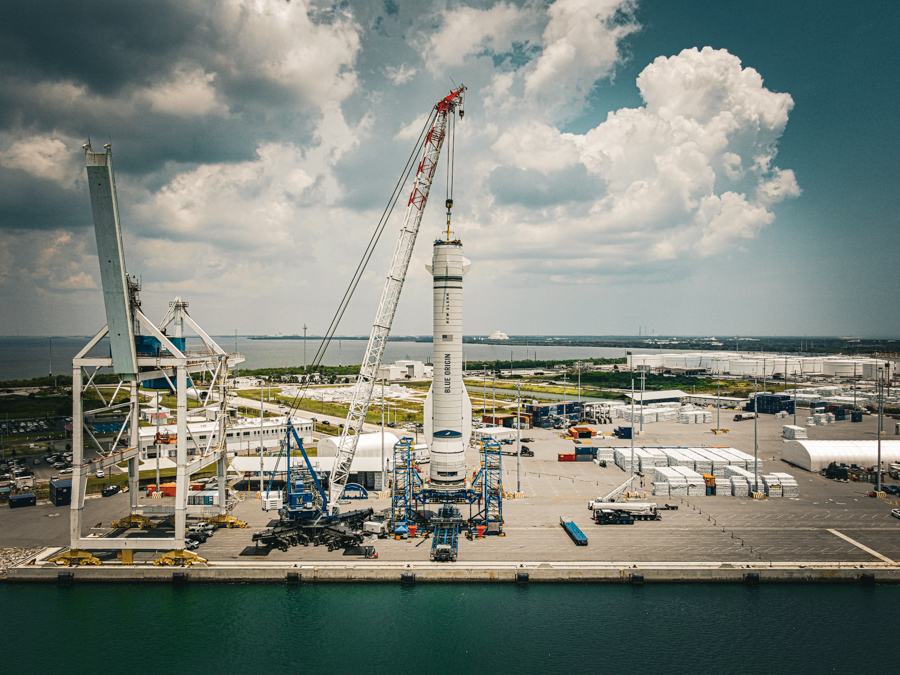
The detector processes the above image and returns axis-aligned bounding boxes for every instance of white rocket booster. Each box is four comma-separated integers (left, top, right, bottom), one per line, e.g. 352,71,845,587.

424,240,472,487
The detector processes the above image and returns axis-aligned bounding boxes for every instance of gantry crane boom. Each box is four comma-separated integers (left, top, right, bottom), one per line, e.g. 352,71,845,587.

327,85,466,509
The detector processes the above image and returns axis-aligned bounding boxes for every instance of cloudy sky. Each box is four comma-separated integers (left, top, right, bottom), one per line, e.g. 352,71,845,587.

0,0,895,338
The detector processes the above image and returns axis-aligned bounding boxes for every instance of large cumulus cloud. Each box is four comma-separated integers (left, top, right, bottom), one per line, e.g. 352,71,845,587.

0,0,799,335
469,45,798,279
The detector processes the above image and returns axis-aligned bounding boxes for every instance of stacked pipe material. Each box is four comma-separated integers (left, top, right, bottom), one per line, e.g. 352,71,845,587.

672,466,706,496
653,466,681,483
731,477,749,497
774,411,789,419
635,449,663,472
814,413,829,425
595,447,616,462
678,410,712,424
652,482,669,496
614,448,636,473
806,416,817,427
762,475,783,497
685,450,712,475
725,465,756,481
715,449,750,469
666,450,694,468
693,449,727,477
772,472,799,497
782,425,808,440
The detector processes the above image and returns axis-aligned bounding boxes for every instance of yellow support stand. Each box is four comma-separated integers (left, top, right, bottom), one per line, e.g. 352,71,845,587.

49,549,101,566
207,514,247,529
119,549,134,565
153,550,207,567
112,514,156,529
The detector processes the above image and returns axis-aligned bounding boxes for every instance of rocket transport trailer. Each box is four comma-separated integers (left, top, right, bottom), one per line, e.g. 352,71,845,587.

586,501,662,520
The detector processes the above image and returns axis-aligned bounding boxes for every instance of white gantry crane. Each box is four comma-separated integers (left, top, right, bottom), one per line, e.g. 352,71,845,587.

327,85,466,510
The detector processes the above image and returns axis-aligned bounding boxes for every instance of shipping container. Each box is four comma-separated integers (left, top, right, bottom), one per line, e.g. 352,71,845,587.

50,479,72,506
560,518,588,545
558,453,576,462
9,493,36,508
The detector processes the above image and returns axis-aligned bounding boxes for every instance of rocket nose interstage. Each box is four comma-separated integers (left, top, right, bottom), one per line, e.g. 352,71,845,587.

424,240,472,488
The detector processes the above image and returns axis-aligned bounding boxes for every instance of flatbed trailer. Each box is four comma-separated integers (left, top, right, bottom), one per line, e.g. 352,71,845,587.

431,524,459,562
500,448,533,457
593,509,635,525
560,517,588,546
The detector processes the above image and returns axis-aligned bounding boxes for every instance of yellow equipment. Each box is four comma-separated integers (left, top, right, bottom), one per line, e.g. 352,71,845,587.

152,550,207,567
49,549,101,566
206,514,247,529
112,514,157,529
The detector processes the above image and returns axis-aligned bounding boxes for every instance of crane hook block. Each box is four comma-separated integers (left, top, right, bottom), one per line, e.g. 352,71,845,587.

446,199,453,210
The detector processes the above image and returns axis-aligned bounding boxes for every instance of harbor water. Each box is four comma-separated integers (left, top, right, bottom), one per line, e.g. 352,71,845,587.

0,582,891,673
0,336,634,381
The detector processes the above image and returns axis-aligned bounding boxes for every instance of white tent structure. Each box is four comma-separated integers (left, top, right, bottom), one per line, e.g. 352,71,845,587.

317,431,400,459
782,440,900,472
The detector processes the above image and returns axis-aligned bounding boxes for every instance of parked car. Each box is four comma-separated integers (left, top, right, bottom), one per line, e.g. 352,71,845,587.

185,539,200,550
96,470,105,479
892,509,900,519
884,485,900,495
32,459,41,465
60,468,73,475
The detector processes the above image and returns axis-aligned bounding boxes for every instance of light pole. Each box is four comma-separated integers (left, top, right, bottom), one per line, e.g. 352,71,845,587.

516,382,521,494
716,379,720,432
630,376,635,485
639,366,645,434
303,324,307,373
793,368,798,426
877,364,885,493
753,377,759,494
381,378,386,491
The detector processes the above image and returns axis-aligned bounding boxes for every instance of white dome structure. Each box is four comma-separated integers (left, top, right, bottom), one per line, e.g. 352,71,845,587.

783,440,900,472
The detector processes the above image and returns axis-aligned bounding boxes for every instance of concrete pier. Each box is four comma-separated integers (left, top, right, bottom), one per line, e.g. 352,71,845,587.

8,559,899,584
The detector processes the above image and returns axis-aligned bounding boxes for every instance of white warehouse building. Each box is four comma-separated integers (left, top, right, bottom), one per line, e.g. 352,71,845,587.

138,415,313,459
627,353,892,379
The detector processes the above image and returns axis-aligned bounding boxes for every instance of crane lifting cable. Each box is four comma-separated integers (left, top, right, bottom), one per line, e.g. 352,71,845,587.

282,105,440,414
327,85,466,511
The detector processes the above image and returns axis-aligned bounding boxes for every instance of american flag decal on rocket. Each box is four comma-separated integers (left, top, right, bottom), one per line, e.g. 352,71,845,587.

442,334,453,341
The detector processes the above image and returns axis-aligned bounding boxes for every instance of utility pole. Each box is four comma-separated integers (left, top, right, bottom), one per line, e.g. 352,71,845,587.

516,381,521,494
381,378,386,491
303,324,307,373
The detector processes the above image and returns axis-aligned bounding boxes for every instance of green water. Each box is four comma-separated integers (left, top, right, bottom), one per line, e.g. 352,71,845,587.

1,583,890,673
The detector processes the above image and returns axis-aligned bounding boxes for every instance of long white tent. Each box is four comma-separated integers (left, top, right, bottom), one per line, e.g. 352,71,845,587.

782,440,900,472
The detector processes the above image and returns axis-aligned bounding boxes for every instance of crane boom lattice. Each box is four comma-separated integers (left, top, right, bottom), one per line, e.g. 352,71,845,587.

328,86,465,509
